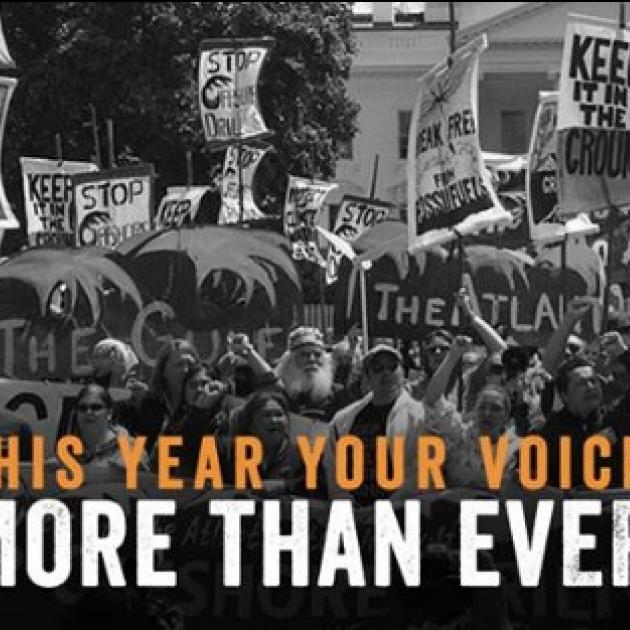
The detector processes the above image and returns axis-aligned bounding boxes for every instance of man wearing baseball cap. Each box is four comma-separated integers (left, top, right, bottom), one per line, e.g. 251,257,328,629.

324,343,440,503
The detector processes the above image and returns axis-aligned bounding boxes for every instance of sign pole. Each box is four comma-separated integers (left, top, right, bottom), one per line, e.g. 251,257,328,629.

106,118,115,169
186,150,193,187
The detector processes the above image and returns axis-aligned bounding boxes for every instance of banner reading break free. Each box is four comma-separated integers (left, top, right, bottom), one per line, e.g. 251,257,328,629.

407,35,502,244
558,17,630,217
198,38,273,144
73,164,154,248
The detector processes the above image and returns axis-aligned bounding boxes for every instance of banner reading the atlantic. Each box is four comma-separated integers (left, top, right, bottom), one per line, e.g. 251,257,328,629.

407,35,499,241
219,144,268,224
20,157,98,247
198,38,273,143
73,164,154,248
558,17,630,216
283,176,337,264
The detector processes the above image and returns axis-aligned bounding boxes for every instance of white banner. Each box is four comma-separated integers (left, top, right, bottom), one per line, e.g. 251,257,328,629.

407,36,506,246
219,144,268,224
199,38,272,143
73,164,154,248
283,176,337,264
325,195,393,284
20,157,98,247
0,77,18,229
155,185,210,229
558,17,630,216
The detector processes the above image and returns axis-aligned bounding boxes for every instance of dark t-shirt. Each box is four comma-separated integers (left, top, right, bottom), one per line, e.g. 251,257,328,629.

347,400,395,506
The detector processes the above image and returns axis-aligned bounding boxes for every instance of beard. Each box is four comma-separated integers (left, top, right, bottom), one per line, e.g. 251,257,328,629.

276,351,334,405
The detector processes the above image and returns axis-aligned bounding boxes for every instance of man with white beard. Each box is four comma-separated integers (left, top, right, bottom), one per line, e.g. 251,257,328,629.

274,327,353,422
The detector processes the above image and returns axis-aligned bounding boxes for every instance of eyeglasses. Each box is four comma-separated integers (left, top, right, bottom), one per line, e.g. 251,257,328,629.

77,403,107,413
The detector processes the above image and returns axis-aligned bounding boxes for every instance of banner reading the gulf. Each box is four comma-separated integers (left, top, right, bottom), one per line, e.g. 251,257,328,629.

283,176,337,264
20,157,98,247
407,35,502,244
325,195,393,283
0,77,18,230
557,17,630,216
527,92,561,239
198,38,273,143
73,164,154,248
219,144,268,224
155,185,210,229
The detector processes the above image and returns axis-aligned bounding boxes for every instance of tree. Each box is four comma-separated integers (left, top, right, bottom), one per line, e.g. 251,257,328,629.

1,2,359,253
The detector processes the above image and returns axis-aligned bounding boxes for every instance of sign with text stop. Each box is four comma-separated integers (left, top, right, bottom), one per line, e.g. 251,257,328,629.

73,164,155,247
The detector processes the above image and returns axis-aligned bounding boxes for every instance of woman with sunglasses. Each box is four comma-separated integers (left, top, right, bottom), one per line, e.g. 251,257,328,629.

72,383,149,470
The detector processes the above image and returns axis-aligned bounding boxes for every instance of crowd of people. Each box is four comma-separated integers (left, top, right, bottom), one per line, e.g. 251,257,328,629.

44,287,630,500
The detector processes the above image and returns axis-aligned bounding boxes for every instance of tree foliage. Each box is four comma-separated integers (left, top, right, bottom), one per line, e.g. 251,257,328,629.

1,2,359,254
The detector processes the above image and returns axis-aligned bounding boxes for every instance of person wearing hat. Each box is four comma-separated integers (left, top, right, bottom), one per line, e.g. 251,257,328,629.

274,326,353,422
323,343,452,503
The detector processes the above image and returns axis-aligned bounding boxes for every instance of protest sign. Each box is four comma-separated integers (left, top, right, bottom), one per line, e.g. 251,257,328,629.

20,157,98,247
219,144,268,224
557,17,630,216
155,185,210,229
73,164,154,248
407,35,505,245
325,195,393,284
198,38,273,144
283,176,337,264
527,92,562,238
0,77,18,230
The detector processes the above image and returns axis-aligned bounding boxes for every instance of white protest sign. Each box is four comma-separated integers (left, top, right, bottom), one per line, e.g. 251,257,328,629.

325,195,393,284
219,144,268,224
199,38,273,143
73,164,154,248
20,157,98,247
558,17,630,216
155,186,210,229
407,36,507,247
283,176,337,265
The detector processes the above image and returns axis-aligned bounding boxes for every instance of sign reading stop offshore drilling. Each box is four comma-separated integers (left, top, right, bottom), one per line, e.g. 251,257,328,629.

198,38,273,143
558,17,630,217
72,164,154,248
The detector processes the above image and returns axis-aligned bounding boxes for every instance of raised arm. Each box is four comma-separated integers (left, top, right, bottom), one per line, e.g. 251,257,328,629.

541,297,598,377
457,288,507,355
423,335,471,406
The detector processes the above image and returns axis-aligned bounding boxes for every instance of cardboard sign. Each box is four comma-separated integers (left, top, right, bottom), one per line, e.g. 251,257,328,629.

198,38,273,143
20,157,98,247
407,36,503,242
557,17,630,216
219,144,268,224
73,164,154,248
326,195,393,284
155,186,210,229
283,176,337,264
